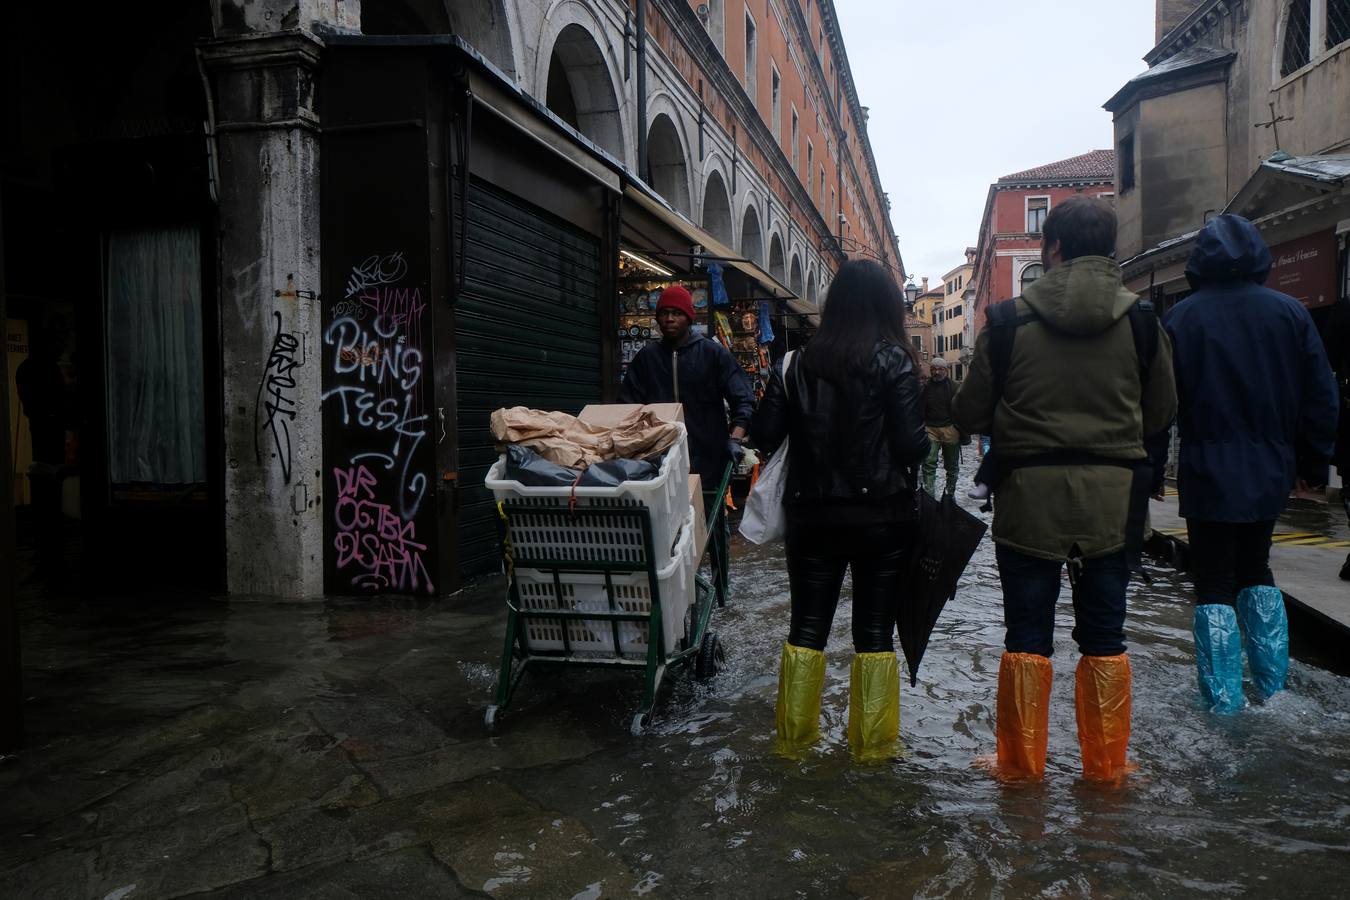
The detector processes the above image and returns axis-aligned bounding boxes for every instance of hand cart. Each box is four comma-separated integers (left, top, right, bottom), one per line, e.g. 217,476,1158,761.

485,464,733,735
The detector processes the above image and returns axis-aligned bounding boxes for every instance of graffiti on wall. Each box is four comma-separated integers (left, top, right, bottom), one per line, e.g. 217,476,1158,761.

254,310,305,483
323,251,434,594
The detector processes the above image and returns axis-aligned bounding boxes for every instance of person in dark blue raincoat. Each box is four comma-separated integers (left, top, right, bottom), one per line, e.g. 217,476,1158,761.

1165,214,1340,713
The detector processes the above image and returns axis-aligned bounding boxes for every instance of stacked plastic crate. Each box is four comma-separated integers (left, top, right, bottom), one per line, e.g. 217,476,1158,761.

485,423,698,658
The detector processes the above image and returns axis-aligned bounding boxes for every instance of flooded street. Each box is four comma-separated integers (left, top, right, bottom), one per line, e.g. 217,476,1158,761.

5,453,1350,898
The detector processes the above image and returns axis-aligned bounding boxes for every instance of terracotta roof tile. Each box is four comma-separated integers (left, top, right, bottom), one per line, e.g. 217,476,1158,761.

999,149,1116,183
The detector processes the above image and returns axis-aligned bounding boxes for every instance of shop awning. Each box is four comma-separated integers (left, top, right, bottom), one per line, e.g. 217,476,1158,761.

621,181,809,315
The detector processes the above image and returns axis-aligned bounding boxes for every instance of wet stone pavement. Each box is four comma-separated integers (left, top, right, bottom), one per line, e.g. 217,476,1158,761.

4,454,1350,899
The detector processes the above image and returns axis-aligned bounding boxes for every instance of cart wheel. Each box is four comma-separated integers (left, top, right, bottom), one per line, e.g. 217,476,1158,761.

484,705,499,730
630,713,647,736
695,630,725,681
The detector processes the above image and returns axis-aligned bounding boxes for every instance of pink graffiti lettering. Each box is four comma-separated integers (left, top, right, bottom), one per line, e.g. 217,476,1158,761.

332,465,435,594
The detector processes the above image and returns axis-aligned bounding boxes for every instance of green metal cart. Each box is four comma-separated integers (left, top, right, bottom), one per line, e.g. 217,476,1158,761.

485,465,732,735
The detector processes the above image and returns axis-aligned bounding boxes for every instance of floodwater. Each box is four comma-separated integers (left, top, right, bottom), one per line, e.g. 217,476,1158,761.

488,456,1350,897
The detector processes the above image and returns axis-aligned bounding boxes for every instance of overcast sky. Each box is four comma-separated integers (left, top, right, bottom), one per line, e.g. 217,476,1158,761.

835,1,1156,285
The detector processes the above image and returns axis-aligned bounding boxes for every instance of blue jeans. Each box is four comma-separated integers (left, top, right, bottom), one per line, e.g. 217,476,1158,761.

996,545,1129,657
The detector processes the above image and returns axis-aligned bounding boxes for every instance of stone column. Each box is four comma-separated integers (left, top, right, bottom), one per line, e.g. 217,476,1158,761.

203,2,358,597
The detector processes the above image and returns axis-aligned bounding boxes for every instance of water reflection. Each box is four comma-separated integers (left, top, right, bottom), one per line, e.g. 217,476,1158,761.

500,454,1350,896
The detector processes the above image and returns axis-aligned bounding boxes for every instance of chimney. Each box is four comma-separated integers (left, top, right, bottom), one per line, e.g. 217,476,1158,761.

1156,0,1204,43
921,277,929,293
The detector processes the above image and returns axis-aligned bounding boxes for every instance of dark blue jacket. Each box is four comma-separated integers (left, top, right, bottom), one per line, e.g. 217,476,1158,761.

1164,214,1340,522
620,333,755,485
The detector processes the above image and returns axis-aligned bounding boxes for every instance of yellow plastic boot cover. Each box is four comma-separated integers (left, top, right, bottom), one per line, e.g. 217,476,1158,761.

776,643,826,757
995,652,1053,780
1075,653,1133,783
847,652,900,763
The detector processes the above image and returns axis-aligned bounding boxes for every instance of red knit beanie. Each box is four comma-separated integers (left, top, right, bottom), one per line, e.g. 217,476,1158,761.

656,285,696,321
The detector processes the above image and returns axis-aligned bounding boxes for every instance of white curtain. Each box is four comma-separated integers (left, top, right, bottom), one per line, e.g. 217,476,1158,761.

104,226,206,485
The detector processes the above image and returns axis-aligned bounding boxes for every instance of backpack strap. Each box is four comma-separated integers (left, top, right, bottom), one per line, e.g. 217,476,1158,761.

1125,297,1159,388
986,298,1037,411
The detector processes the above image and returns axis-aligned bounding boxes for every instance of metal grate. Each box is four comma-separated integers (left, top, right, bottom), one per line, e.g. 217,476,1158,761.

1281,0,1312,76
1329,0,1350,49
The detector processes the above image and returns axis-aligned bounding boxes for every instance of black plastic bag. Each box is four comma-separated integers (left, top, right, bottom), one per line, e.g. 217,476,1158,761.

578,456,660,486
505,444,582,486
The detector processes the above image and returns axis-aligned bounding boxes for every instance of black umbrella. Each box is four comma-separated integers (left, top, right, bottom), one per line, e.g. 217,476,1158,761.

897,491,989,686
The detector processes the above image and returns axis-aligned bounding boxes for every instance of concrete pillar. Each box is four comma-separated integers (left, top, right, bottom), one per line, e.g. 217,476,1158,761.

203,1,358,597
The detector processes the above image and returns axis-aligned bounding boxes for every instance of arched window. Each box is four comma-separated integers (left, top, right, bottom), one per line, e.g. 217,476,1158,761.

1281,0,1313,76
1019,264,1044,296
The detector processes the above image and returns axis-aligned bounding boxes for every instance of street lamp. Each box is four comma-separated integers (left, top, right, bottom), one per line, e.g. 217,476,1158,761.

903,277,920,310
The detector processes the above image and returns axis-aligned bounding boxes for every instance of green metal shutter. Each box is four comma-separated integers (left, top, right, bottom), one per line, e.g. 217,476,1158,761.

455,178,603,576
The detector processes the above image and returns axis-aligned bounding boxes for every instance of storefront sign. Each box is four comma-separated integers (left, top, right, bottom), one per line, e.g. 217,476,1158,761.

1266,229,1337,309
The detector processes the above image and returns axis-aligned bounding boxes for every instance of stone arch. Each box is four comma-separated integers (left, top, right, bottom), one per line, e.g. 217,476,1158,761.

358,1,519,79
789,254,804,297
740,204,764,266
807,265,817,306
646,113,691,216
448,0,518,77
539,17,626,161
767,232,785,284
702,169,734,247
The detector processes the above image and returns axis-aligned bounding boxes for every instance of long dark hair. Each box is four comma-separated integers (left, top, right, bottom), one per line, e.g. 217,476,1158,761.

805,259,918,383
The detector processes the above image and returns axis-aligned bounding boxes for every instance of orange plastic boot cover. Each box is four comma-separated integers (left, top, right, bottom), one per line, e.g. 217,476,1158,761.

1075,653,1133,782
995,652,1053,779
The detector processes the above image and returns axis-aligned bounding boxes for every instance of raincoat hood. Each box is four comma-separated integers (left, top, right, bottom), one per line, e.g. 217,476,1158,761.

1020,256,1136,336
1184,214,1272,288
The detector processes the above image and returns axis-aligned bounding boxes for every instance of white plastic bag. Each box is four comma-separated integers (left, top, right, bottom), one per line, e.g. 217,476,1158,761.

739,351,796,544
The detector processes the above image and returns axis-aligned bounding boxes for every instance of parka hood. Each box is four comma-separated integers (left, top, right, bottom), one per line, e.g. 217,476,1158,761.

1184,214,1272,288
1020,256,1137,336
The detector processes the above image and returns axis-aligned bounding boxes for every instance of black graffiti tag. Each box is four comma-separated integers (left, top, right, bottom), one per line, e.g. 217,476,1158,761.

255,310,304,482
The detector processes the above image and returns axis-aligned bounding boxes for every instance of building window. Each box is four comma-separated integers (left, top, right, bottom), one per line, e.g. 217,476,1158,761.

1098,191,1116,204
937,334,946,354
1118,133,1136,192
745,10,758,102
702,0,726,53
1281,0,1312,76
1026,197,1049,233
911,334,921,351
771,64,781,137
807,142,814,194
1330,0,1350,48
819,167,825,208
955,363,964,381
1020,263,1044,295
952,303,963,319
791,108,799,169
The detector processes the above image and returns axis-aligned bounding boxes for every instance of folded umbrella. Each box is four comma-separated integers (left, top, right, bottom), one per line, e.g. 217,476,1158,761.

897,492,989,686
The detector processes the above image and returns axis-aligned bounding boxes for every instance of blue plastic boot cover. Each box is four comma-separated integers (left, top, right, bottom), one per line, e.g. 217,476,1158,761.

1193,604,1245,714
1236,586,1289,698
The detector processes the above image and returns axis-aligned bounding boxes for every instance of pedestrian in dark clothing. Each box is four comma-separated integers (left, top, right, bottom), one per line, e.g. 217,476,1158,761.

752,259,929,763
1165,214,1339,714
921,358,960,497
954,196,1177,783
1324,299,1350,581
619,285,755,486
15,323,70,581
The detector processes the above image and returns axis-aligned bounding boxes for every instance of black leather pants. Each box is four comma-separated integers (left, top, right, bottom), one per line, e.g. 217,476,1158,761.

785,519,916,652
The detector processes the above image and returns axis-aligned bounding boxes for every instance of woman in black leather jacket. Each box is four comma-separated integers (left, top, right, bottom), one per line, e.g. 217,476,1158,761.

752,259,930,762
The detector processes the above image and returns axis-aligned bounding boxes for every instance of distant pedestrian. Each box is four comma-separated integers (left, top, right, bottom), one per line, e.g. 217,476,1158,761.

752,259,929,763
954,195,1176,783
1165,214,1339,713
921,357,960,497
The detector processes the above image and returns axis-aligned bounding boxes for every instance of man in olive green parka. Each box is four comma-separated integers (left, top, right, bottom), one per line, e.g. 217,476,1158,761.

954,196,1176,783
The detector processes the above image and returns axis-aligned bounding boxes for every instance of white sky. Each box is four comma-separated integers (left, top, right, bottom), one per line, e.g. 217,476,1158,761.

834,0,1156,285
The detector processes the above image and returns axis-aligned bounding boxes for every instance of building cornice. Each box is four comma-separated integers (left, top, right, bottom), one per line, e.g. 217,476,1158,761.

1145,0,1242,66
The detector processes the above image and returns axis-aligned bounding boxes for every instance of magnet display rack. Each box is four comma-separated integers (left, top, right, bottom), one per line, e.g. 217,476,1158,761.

712,298,772,400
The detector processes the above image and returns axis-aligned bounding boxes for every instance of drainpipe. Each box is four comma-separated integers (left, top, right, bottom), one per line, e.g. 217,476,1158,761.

636,0,648,177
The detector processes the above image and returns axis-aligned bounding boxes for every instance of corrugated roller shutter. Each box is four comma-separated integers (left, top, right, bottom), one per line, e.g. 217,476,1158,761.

455,178,603,575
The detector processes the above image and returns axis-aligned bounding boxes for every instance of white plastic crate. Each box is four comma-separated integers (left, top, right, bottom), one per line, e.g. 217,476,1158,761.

486,425,691,567
511,506,697,659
